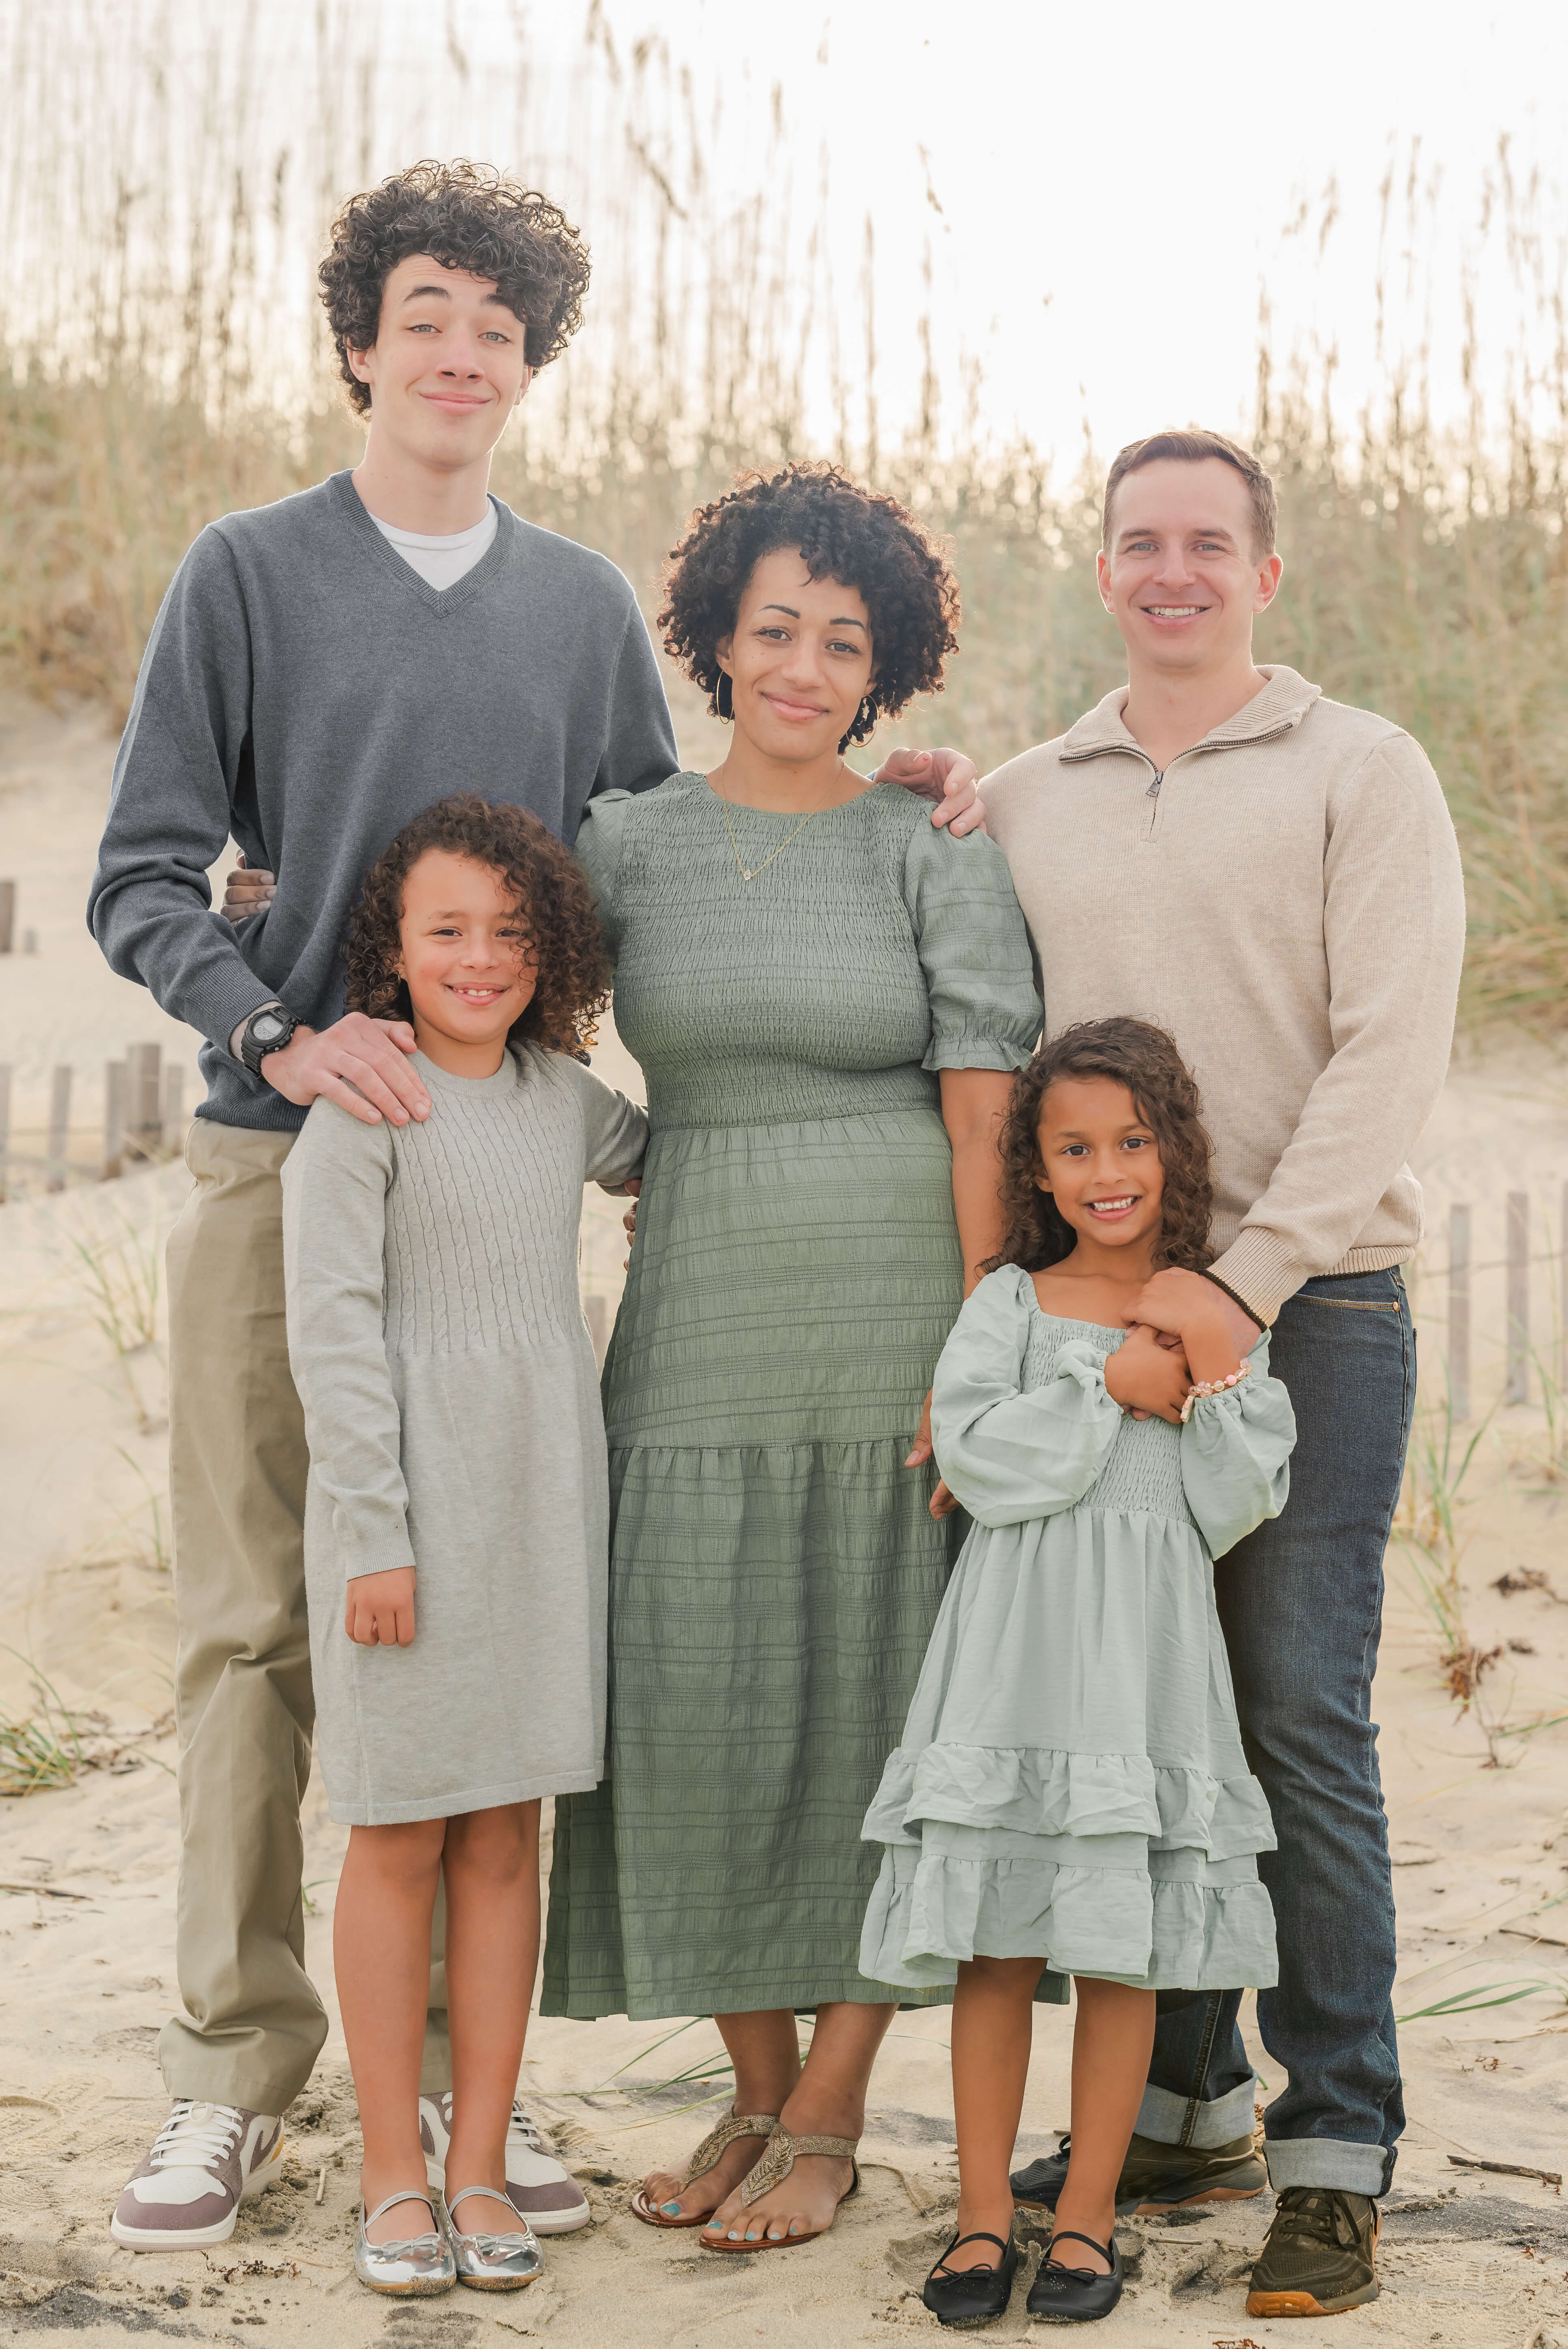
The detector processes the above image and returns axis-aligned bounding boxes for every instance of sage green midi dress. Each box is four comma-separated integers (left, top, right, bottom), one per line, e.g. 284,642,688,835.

541,772,1039,2019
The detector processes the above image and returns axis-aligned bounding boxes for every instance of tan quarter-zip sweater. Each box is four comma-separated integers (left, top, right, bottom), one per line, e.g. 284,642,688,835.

983,664,1466,1325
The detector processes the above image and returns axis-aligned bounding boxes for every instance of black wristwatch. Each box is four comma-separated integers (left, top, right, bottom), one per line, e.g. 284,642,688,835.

238,1002,302,1076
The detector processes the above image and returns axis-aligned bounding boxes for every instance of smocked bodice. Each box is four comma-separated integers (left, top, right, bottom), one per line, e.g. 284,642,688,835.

575,775,1039,1132
1022,1310,1195,1528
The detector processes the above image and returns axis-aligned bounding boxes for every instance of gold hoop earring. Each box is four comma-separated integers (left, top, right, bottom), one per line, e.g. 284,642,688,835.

716,673,734,722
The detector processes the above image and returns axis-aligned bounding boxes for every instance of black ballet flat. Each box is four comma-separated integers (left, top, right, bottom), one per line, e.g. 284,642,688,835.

1025,2228,1123,2322
922,2228,1020,2326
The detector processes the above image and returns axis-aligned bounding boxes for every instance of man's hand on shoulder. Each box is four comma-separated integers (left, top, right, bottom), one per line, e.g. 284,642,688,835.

875,746,987,836
230,1009,430,1128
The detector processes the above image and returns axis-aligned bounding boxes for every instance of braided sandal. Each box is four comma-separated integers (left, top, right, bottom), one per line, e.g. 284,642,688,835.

630,2111,780,2230
700,2125,861,2253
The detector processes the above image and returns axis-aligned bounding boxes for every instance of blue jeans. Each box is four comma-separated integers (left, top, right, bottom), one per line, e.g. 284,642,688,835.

1137,1267,1415,2198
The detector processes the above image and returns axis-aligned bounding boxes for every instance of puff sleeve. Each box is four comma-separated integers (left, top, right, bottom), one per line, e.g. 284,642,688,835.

573,789,634,967
1179,1333,1297,1559
931,1269,1124,1528
901,819,1040,1075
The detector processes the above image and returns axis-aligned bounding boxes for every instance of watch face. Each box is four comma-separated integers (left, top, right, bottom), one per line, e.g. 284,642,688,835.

252,1012,288,1044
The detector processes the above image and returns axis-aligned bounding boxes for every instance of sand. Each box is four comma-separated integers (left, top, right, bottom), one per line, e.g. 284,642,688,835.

2,692,1566,2348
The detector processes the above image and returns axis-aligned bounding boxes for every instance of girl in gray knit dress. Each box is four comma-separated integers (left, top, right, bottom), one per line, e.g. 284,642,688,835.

281,797,645,2297
863,1019,1294,2327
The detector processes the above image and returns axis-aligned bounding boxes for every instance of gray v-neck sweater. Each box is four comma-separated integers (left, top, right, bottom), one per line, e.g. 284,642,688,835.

88,472,678,1131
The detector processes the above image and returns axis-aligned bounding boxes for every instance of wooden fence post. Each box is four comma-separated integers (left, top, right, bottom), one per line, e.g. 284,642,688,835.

127,1041,163,1162
46,1065,73,1193
103,1061,127,1180
1447,1202,1471,1422
1506,1190,1530,1405
1561,1180,1568,1401
0,1064,10,1203
0,880,14,955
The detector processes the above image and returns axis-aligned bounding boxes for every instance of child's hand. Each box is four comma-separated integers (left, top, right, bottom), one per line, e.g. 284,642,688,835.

1105,1324,1191,1424
345,1567,417,1646
929,1478,961,1521
905,1390,962,1518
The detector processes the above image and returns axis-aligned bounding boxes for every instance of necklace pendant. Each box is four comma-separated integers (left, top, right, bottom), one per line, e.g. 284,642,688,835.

741,867,755,882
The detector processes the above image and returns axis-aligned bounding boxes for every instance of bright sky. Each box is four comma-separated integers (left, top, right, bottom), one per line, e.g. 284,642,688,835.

20,0,1568,467
583,0,1568,458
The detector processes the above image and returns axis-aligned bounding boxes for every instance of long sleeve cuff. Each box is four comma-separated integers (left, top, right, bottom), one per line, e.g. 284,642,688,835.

334,1507,416,1582
202,964,285,1061
1207,1227,1309,1328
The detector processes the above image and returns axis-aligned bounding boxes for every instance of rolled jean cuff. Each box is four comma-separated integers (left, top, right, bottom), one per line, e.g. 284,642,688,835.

1264,2136,1396,2198
1135,2073,1258,2150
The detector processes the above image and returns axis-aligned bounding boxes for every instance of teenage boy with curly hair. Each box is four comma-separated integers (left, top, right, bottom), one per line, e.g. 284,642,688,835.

92,157,980,2254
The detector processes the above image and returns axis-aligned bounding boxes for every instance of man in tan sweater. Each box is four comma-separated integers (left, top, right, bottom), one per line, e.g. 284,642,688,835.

984,430,1465,2320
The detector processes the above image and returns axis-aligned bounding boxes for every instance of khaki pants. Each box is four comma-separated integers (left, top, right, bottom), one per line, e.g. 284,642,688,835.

161,1120,449,2112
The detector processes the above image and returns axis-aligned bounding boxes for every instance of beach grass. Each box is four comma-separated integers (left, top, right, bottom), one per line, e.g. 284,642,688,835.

2,4,1566,1037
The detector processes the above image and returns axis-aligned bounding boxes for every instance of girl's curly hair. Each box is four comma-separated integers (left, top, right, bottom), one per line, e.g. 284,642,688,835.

986,1018,1215,1276
319,159,591,416
345,795,610,1056
658,462,960,746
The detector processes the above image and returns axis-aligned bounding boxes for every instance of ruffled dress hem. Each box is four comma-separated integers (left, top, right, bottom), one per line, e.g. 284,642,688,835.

858,1840,1278,1993
857,1737,1279,1992
862,1740,1276,1861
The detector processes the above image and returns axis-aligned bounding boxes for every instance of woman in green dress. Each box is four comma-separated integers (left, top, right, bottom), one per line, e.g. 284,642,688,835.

541,464,1040,2251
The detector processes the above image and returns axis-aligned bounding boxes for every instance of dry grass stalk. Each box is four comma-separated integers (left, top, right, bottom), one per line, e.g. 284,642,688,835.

2,9,1567,1031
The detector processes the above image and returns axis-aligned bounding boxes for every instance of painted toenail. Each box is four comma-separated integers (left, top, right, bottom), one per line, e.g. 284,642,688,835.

662,2201,681,2215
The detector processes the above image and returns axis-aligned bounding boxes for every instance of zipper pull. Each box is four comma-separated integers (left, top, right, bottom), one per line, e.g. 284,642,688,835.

1146,770,1163,798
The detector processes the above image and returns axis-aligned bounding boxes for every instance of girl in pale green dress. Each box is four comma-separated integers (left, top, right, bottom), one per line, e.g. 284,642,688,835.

541,465,1040,2252
862,1018,1294,2325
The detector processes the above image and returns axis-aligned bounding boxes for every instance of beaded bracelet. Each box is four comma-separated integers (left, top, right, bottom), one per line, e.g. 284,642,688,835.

1178,1356,1253,1424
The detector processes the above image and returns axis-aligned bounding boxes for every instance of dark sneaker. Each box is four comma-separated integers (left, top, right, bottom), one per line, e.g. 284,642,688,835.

1011,2129,1266,2219
1246,2187,1381,2317
111,2101,284,2249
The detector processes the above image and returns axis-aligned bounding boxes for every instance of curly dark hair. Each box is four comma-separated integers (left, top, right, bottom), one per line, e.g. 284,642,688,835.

658,462,960,746
345,795,610,1056
985,1018,1215,1277
319,159,592,415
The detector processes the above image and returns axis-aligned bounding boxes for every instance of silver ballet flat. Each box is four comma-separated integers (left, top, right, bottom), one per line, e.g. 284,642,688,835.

353,2188,456,2295
445,2183,545,2290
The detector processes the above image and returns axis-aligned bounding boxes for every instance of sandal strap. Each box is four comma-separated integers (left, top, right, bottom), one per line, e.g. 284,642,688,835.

1047,2228,1114,2264
446,2185,523,2230
738,2125,861,2208
678,2110,780,2190
364,2189,438,2231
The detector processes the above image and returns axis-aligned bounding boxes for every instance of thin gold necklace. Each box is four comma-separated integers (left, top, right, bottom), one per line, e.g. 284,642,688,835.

716,789,822,884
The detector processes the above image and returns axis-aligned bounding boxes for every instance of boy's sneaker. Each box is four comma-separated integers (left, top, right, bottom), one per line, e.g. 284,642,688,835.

1011,2128,1267,2218
420,2093,589,2235
111,2101,285,2249
1246,2187,1381,2317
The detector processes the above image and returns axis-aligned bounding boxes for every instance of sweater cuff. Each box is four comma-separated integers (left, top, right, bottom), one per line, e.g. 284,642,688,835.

333,1509,416,1582
1206,1229,1313,1328
199,964,287,1061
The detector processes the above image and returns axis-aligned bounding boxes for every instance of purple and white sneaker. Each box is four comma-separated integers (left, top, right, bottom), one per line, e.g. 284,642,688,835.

420,2093,589,2235
111,2101,285,2249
